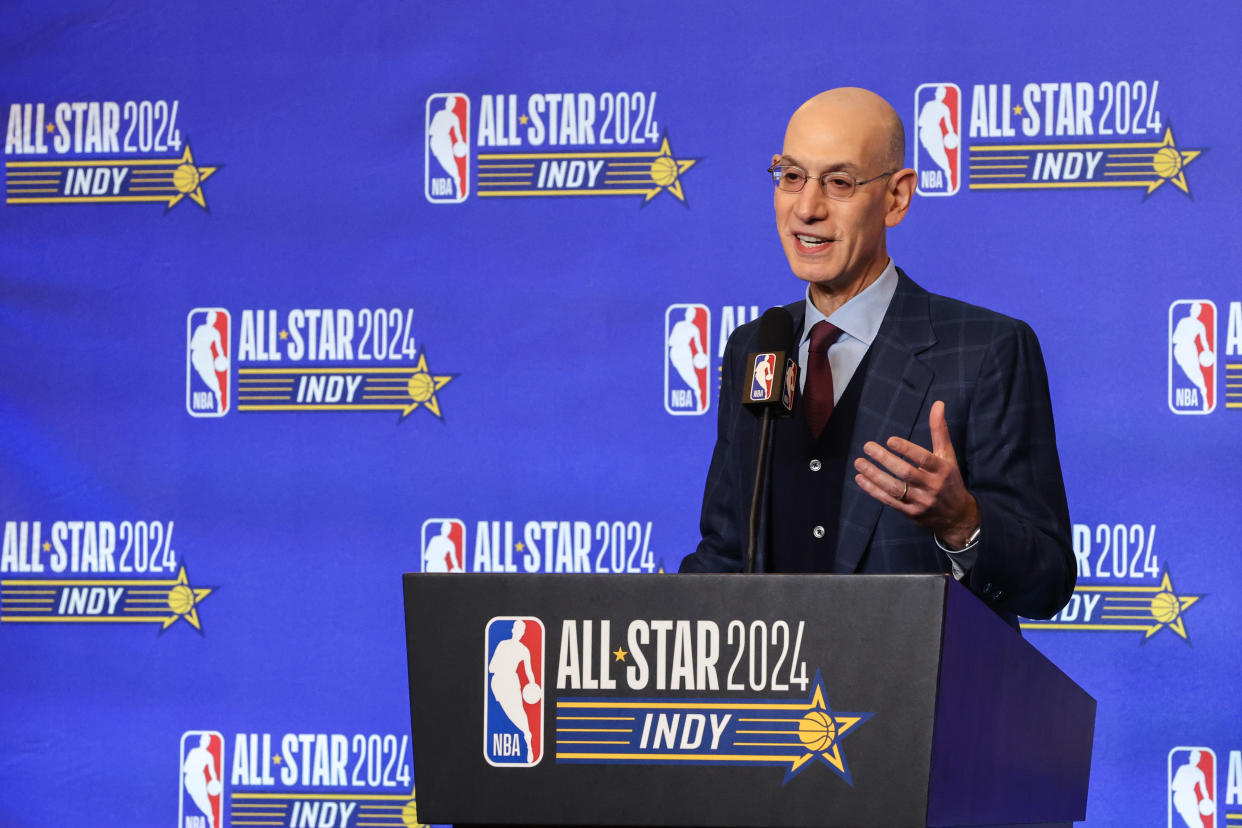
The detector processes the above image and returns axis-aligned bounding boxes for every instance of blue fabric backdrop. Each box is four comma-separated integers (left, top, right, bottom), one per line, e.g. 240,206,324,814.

3,2,1240,825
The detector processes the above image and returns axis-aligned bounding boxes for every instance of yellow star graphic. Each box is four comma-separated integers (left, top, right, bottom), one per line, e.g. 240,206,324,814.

1144,571,1201,640
42,541,51,552
273,755,283,764
1145,125,1203,197
45,122,56,134
785,681,865,776
643,135,699,204
165,144,220,213
160,565,214,631
515,541,526,553
612,645,628,662
519,114,529,125
279,330,289,340
399,351,456,422
1012,104,1023,115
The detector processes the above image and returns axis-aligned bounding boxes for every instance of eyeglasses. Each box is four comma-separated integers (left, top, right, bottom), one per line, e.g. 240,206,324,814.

767,163,896,200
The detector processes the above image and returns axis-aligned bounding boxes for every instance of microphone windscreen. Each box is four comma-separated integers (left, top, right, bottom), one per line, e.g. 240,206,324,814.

756,306,795,353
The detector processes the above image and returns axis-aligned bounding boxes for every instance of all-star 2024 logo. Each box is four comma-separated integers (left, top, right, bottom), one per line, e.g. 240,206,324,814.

1022,521,1205,644
182,728,421,827
425,91,700,206
914,80,1204,199
552,618,873,786
1,519,216,633
186,306,457,424
4,100,220,212
419,516,657,574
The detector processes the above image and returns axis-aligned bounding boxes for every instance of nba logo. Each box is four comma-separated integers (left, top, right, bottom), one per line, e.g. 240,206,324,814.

426,93,470,203
179,730,224,828
781,358,797,411
664,303,711,415
1169,300,1217,414
420,518,466,572
484,616,544,767
1168,746,1216,828
914,83,961,196
186,308,231,417
750,353,775,401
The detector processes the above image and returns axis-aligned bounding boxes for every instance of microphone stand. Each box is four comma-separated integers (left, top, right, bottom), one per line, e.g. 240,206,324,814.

745,408,774,574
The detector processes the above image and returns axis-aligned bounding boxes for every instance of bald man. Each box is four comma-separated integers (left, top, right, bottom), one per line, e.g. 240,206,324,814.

680,88,1074,626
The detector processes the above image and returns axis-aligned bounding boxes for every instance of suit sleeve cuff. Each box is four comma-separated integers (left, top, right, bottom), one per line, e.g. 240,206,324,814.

935,532,981,580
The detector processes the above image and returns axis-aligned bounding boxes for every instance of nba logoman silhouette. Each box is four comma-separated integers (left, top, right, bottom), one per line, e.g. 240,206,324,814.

182,734,221,828
423,520,461,572
488,620,541,763
668,307,708,410
189,312,228,413
428,96,467,198
917,86,958,188
1170,750,1214,827
1171,303,1215,411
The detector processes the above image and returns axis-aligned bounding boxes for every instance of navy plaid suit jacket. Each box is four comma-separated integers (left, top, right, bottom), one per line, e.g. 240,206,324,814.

680,269,1075,623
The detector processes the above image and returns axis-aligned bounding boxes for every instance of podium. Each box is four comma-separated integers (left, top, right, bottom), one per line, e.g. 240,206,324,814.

403,574,1094,827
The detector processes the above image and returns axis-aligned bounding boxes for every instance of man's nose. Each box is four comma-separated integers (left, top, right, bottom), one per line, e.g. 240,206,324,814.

794,179,830,222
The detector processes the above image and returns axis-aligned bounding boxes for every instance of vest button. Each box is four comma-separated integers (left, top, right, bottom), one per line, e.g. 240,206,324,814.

812,525,825,539
808,459,822,471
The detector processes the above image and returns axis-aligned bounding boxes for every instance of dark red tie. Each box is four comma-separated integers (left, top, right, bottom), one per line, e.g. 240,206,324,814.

804,320,843,439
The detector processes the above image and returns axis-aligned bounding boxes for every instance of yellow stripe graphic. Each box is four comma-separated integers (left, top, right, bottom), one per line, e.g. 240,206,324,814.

557,751,794,762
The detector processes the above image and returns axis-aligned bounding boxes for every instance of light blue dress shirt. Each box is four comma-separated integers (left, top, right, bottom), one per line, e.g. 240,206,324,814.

797,259,899,398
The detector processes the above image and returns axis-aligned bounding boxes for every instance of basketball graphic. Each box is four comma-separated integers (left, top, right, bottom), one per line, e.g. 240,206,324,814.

174,163,201,193
1151,592,1181,624
797,710,837,753
408,372,436,403
1153,146,1183,179
168,584,196,615
650,155,679,186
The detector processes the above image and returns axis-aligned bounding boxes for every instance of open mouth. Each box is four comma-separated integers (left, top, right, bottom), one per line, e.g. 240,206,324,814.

794,233,834,251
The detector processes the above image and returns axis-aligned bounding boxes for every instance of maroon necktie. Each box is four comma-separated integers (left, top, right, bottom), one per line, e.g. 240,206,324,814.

804,320,843,439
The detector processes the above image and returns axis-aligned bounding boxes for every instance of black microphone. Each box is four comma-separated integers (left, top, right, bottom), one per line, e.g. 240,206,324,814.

743,307,797,415
743,307,796,573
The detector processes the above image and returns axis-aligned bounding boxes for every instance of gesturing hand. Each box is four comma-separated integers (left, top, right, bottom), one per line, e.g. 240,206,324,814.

852,400,980,548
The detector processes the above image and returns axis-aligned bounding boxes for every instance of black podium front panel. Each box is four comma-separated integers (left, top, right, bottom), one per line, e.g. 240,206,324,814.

404,573,951,827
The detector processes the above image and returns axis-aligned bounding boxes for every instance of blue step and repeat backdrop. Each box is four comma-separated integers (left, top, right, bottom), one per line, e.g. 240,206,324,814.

2,2,1240,826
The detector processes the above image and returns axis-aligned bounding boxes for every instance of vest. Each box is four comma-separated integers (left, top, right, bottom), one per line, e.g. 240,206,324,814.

767,348,872,572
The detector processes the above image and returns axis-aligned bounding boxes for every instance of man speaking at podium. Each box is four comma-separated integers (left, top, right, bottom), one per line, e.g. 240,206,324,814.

679,88,1075,627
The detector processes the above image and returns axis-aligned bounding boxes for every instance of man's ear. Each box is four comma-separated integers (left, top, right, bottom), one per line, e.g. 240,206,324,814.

885,168,917,228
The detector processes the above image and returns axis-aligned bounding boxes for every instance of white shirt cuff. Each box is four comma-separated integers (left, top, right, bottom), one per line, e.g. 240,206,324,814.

935,533,980,580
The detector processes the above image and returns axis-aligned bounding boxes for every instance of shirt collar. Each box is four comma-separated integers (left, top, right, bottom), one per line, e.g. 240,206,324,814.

800,259,899,346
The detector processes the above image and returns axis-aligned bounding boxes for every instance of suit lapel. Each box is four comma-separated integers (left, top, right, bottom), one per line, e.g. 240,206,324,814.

834,271,936,573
